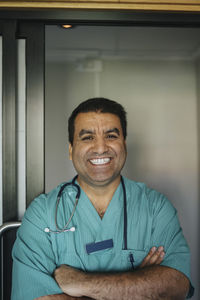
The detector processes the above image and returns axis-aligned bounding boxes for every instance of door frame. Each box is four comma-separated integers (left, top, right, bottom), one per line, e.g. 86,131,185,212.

1,8,200,215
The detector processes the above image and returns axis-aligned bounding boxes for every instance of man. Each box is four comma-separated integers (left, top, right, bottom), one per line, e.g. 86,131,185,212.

12,98,194,300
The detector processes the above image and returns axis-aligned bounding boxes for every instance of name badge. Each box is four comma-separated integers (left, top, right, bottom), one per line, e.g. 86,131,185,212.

86,239,113,254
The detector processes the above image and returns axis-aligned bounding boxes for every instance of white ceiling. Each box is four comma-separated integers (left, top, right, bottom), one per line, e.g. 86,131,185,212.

46,25,200,62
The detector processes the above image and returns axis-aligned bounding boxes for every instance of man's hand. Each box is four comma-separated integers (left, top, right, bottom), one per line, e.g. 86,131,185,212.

54,265,87,297
139,246,165,268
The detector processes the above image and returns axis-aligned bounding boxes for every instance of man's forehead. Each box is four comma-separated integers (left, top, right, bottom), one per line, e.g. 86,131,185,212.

74,112,122,132
75,112,121,125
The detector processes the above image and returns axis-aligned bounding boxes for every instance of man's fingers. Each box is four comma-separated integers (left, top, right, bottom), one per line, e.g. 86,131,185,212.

153,246,165,265
139,247,156,268
139,246,165,268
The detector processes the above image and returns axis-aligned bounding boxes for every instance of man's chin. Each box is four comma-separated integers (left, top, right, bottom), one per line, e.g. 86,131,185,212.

86,175,120,188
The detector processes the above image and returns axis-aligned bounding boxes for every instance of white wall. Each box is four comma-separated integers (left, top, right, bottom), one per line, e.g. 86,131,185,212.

45,58,199,299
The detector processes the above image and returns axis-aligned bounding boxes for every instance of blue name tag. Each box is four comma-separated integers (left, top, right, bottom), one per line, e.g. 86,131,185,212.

86,239,113,254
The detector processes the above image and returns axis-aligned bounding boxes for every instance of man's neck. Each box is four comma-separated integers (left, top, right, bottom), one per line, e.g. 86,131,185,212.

77,176,121,218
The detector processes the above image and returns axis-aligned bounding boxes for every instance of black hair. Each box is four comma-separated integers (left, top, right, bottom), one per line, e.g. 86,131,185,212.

68,97,127,145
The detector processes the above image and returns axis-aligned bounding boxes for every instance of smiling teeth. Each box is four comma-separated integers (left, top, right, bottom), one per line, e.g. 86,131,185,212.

90,158,110,165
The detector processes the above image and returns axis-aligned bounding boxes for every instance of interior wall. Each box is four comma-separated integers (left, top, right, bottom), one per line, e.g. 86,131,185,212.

45,58,199,298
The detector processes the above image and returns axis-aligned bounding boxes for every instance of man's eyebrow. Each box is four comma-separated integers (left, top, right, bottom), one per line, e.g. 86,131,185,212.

79,129,94,137
78,128,120,137
105,128,120,135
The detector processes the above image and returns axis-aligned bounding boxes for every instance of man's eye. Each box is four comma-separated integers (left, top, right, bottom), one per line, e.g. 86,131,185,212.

82,136,93,141
107,134,118,139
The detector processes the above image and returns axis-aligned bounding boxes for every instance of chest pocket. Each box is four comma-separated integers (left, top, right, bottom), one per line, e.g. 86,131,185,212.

121,249,149,269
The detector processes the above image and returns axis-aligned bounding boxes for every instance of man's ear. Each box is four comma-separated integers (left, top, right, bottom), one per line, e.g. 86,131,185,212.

69,143,73,160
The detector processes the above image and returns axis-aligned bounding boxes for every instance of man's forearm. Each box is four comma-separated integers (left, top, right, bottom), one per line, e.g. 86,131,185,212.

83,265,189,300
35,294,93,300
35,294,76,300
35,294,72,300
55,265,189,300
54,247,189,300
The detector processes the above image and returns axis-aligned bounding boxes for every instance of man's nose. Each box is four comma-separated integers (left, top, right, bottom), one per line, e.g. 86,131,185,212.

93,137,108,154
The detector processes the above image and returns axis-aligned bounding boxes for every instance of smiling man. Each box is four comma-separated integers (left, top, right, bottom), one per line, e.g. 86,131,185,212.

12,98,194,300
68,111,127,218
70,112,126,186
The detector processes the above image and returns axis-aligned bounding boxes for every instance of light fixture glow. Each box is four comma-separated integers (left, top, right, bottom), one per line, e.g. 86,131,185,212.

61,24,73,29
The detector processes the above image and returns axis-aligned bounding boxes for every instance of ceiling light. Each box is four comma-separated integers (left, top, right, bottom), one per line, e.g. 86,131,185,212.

61,24,73,29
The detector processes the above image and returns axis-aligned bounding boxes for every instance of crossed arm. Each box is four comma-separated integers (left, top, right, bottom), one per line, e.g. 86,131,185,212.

35,246,190,300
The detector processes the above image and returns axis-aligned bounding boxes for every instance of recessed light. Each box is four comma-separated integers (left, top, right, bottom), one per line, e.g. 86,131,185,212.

61,24,73,29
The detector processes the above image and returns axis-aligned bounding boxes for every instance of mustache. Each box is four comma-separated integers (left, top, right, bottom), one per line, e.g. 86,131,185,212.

86,151,114,159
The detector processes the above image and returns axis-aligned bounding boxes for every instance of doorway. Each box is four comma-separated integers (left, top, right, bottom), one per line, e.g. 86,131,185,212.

45,24,200,298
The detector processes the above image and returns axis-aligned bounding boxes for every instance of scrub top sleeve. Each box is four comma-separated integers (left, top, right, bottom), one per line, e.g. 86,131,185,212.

149,191,194,298
11,194,62,300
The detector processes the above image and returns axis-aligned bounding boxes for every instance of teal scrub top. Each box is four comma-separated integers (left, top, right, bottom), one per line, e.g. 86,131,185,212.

11,177,193,300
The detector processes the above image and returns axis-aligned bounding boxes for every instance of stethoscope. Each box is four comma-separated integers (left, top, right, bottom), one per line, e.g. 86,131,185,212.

44,175,134,268
44,175,80,234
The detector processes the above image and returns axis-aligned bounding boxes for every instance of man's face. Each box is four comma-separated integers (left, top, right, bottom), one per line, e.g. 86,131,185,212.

69,112,127,188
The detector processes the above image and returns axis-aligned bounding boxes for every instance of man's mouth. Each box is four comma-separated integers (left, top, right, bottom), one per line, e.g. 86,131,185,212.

89,158,111,165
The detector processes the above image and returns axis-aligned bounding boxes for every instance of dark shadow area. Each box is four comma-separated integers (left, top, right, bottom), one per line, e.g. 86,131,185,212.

1,226,19,300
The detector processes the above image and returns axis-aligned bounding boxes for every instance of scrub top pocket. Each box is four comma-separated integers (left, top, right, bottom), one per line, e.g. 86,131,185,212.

121,249,149,269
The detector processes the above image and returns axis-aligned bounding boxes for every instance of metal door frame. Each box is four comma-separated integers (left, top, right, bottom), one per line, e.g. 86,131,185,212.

1,8,200,216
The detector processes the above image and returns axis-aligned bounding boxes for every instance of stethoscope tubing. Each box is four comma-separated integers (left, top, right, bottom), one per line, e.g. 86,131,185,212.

54,175,80,233
121,176,127,250
46,175,128,251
